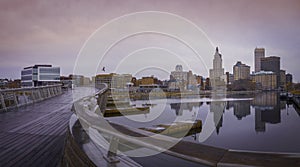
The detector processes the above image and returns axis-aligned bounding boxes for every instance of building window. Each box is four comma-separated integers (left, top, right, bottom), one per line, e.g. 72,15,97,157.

21,75,32,80
39,75,60,81
21,69,32,75
39,68,60,74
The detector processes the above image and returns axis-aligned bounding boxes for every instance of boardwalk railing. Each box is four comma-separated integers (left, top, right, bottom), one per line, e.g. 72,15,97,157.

63,84,159,166
63,84,203,166
62,83,112,167
0,85,62,112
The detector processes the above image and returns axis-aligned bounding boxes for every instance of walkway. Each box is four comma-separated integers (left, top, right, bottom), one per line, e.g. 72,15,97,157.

0,89,73,167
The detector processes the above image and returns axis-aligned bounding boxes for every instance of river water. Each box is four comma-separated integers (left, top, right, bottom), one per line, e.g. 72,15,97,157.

107,92,300,153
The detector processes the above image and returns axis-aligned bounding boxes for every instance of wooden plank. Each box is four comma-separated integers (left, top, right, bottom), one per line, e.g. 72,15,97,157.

0,90,73,166
4,135,57,166
32,136,65,166
0,133,35,150
0,134,47,166
14,135,66,167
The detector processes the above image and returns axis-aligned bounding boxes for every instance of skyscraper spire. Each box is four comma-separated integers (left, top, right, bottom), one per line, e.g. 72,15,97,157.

210,47,226,92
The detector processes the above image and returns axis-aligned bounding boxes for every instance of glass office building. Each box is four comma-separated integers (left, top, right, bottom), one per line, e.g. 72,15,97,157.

21,65,60,87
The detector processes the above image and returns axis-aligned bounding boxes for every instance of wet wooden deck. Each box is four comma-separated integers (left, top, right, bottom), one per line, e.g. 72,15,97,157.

0,90,73,167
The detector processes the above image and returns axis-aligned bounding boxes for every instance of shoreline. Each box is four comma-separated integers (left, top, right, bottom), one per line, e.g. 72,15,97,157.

112,90,263,100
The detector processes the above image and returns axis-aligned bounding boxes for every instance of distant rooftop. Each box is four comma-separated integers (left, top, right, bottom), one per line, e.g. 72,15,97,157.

235,61,250,67
254,71,274,75
24,64,52,69
261,56,280,60
255,47,265,50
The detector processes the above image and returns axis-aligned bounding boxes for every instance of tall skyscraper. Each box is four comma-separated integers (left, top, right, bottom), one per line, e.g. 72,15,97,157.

286,73,293,84
209,47,226,91
280,70,286,90
254,48,265,72
233,61,250,80
261,56,280,88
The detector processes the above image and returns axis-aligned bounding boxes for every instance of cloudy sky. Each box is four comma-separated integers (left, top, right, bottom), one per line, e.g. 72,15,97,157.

0,0,299,81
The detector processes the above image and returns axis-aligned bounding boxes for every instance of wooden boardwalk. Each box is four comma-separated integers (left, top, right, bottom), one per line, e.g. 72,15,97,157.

0,90,73,167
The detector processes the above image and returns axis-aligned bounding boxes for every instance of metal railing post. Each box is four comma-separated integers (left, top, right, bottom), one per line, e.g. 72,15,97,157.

23,91,28,104
37,88,42,100
47,88,51,98
0,92,7,111
103,136,120,163
13,92,18,107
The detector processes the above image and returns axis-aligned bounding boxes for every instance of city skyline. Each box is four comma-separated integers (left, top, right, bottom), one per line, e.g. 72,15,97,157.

0,0,300,82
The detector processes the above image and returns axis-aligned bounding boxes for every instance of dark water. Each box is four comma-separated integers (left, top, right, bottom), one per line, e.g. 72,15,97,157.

107,92,300,153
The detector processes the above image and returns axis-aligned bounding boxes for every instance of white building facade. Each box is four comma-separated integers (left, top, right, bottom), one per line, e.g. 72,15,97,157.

169,65,188,90
21,65,60,87
209,47,227,91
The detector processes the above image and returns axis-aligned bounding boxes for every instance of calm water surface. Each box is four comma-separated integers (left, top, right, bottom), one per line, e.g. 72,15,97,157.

107,92,300,153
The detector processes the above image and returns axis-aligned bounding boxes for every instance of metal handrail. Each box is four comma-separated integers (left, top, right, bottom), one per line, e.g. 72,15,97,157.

0,84,62,93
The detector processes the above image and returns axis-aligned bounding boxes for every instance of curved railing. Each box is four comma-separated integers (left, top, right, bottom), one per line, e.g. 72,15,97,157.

62,83,300,167
0,84,62,112
62,84,175,166
61,83,110,166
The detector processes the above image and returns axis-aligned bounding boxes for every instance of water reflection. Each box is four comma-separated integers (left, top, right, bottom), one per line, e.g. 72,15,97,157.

252,92,281,132
108,91,300,152
215,92,282,132
170,102,203,116
227,100,251,120
201,92,284,133
210,94,226,135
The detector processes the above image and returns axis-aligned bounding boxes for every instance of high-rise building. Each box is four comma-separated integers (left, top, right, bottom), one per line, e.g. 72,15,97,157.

286,73,293,84
205,78,211,90
254,48,265,72
225,72,230,84
187,71,198,90
280,70,286,90
209,47,226,91
261,56,280,88
233,61,250,81
253,71,277,90
169,65,188,90
195,75,203,89
21,64,60,87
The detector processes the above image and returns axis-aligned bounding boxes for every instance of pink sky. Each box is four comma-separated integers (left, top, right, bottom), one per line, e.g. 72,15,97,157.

0,0,299,81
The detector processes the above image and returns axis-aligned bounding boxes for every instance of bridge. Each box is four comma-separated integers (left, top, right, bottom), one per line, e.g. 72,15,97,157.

0,85,206,167
0,85,299,167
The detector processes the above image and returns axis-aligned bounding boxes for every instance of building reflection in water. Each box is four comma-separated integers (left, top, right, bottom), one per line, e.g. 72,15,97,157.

252,92,281,132
169,92,283,134
227,100,251,120
206,92,282,134
210,94,226,135
170,102,203,116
